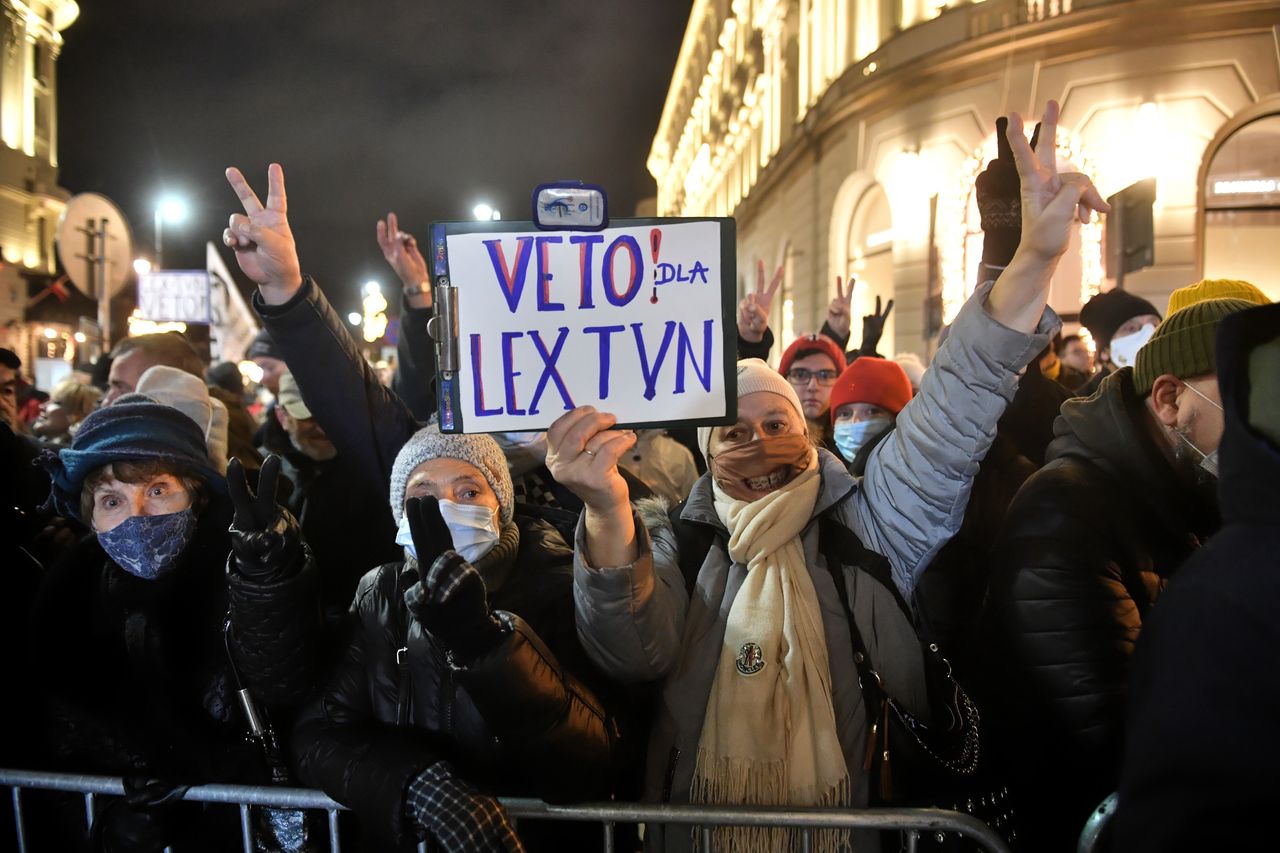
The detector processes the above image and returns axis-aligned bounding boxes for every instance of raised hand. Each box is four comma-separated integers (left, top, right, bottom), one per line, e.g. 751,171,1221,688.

545,407,635,513
987,101,1110,333
227,455,302,580
404,548,506,663
861,294,894,355
377,212,431,307
825,275,855,341
223,164,302,305
1007,101,1109,262
405,495,455,570
737,260,784,344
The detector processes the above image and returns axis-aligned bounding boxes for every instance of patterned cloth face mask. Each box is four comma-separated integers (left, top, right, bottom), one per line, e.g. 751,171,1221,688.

97,507,198,581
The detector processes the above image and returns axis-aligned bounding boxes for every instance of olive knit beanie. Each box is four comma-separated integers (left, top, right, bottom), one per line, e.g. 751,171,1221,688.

1133,298,1255,396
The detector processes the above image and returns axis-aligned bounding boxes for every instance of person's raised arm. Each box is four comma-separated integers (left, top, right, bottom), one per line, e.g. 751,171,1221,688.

546,408,638,568
850,100,1108,596
378,213,439,421
223,165,420,494
736,260,782,361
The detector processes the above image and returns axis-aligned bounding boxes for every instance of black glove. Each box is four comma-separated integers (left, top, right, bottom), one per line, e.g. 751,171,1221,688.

405,760,524,853
975,117,1042,269
92,777,190,853
859,295,894,357
228,455,302,582
405,495,454,570
403,508,506,663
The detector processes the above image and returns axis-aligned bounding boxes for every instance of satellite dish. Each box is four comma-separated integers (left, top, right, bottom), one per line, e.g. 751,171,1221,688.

56,193,135,299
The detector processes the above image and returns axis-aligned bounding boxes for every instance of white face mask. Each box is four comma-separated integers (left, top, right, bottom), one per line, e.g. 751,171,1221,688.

1109,323,1157,369
1175,382,1224,479
395,499,502,565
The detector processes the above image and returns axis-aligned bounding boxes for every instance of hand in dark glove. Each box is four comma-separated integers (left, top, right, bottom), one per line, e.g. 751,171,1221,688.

405,760,525,853
405,495,454,569
228,455,302,582
975,116,1042,268
404,500,506,664
92,777,191,853
860,294,895,357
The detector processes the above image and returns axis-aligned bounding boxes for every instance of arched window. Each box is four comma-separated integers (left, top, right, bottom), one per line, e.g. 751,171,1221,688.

845,184,896,353
1201,111,1280,301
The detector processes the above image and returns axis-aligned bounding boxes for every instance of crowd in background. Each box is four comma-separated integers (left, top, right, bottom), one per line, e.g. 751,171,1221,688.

2,100,1278,853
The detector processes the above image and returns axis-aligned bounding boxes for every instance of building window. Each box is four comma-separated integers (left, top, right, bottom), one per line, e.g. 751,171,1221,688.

1202,112,1280,301
845,184,896,353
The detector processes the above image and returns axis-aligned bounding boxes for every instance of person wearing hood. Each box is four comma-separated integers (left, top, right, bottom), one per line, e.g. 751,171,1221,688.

291,426,625,852
27,397,319,851
980,290,1257,851
1113,301,1280,852
549,101,1097,851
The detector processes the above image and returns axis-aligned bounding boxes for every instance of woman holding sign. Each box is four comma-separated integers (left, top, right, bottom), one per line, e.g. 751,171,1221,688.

548,100,1108,851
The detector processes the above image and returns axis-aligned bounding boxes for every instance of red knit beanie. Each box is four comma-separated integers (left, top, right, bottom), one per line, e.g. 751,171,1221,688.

777,333,845,378
829,356,913,423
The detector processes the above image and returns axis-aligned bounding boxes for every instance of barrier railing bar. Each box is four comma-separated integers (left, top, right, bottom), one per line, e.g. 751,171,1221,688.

907,828,920,852
700,824,712,850
327,807,341,853
83,791,95,832
12,787,27,853
1,769,1012,853
602,820,615,853
238,803,252,853
801,826,813,852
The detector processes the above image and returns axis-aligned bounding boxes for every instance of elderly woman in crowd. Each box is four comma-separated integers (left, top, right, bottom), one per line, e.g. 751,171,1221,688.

545,101,1105,851
31,377,101,444
30,388,318,852
291,427,627,852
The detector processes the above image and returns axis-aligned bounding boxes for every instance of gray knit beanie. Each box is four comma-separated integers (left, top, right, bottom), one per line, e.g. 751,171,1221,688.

388,425,514,525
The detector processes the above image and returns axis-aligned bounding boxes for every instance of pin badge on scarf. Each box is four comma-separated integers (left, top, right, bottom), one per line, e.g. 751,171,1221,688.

736,642,766,676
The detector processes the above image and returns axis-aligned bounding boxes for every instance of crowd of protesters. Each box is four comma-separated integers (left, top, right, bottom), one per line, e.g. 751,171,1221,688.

1,99,1277,853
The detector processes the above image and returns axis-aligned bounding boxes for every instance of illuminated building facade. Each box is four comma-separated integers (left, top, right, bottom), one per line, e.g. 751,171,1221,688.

0,1,80,383
649,0,1280,359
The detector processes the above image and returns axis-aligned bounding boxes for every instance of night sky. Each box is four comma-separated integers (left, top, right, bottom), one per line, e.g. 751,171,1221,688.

56,0,691,319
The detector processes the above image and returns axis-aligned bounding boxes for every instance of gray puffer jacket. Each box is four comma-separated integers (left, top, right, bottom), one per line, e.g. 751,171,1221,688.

572,282,1056,850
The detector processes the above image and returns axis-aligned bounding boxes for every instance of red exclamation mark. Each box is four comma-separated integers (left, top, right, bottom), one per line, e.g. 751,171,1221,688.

649,228,662,304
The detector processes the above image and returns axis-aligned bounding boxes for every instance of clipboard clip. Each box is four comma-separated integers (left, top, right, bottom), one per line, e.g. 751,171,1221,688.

426,277,458,377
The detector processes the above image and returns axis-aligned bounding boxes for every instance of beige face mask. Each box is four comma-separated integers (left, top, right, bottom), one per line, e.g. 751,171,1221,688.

709,432,812,501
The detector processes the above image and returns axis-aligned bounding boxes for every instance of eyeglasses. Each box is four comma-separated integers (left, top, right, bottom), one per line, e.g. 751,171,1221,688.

787,368,838,386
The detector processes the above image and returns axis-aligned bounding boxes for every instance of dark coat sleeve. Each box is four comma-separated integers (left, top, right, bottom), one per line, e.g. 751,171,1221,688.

391,294,439,423
291,568,442,850
737,326,773,362
456,612,615,802
226,550,323,710
254,277,421,501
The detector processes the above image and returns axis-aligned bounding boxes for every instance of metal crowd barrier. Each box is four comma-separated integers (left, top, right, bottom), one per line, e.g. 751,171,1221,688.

3,767,1013,853
1076,792,1118,853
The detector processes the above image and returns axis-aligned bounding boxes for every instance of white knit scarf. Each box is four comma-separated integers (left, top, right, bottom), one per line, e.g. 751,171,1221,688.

691,451,852,852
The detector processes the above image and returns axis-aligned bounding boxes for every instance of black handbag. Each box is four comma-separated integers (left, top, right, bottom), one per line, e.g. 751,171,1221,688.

818,519,1013,850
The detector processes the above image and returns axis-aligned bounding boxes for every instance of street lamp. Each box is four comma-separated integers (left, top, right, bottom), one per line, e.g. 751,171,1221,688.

154,195,189,269
347,312,362,326
472,203,501,221
133,258,152,276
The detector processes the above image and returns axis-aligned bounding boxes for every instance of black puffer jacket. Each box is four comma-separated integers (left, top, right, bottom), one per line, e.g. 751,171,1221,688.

981,368,1220,852
292,513,621,850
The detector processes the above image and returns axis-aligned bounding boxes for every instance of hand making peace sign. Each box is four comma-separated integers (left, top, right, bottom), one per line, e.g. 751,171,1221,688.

825,275,855,340
224,163,303,305
737,260,784,344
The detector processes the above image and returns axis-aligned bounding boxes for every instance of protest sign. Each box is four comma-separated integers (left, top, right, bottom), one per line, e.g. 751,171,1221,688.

430,217,736,433
137,270,212,324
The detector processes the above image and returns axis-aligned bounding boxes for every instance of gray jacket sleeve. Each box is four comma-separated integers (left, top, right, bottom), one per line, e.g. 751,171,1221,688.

572,511,688,683
846,280,1058,599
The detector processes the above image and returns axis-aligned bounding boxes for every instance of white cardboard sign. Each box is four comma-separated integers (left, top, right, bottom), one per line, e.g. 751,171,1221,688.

431,218,736,433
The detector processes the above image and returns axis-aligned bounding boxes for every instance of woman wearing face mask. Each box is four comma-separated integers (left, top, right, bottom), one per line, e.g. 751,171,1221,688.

291,426,626,853
828,356,913,476
30,398,316,851
548,100,1103,851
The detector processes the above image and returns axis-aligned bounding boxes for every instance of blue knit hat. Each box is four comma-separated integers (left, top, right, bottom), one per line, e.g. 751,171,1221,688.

44,399,227,522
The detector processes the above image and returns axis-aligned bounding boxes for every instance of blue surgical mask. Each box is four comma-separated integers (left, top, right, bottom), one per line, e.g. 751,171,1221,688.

97,508,198,581
833,418,891,463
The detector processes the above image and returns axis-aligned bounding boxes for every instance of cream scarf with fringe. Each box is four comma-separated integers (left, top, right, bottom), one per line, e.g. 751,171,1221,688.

691,451,852,851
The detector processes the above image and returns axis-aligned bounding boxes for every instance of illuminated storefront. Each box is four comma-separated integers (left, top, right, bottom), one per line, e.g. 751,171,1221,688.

649,0,1279,361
